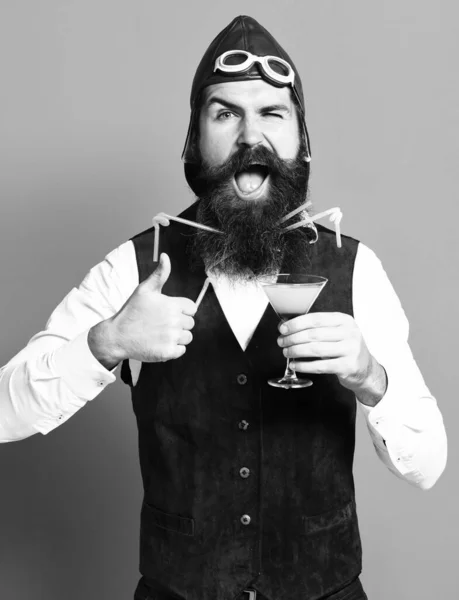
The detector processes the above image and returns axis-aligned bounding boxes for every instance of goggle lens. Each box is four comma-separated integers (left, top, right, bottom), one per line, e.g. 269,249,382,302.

267,58,290,77
221,52,250,66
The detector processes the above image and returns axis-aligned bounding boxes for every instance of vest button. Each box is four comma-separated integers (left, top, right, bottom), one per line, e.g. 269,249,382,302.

240,514,251,526
238,420,249,431
237,373,248,385
239,467,250,479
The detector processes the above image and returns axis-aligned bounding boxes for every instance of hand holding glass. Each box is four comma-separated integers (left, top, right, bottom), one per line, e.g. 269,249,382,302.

260,274,328,389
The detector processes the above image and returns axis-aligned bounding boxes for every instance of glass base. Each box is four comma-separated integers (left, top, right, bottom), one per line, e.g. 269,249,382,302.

268,377,313,389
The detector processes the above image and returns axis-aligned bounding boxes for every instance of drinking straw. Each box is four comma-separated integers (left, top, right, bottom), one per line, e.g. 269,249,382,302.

310,208,342,248
279,207,343,248
156,212,221,234
329,210,342,248
310,207,342,222
153,214,171,226
152,213,173,263
152,221,160,263
152,212,222,262
282,219,310,231
281,219,319,245
195,278,211,308
278,200,312,223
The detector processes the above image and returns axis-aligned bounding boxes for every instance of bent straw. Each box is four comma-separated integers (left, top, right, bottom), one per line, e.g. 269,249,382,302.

310,207,342,222
329,210,342,248
152,212,222,262
152,213,174,262
156,212,221,234
195,278,211,308
280,207,343,248
311,208,342,248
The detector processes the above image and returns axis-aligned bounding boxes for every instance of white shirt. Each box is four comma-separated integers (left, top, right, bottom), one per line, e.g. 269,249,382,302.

0,239,447,490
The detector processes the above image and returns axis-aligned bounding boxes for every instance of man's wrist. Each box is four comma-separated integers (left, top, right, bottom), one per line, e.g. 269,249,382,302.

88,319,125,371
351,358,388,408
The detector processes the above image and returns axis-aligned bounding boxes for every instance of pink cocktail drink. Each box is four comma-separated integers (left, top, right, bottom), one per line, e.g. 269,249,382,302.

263,283,325,321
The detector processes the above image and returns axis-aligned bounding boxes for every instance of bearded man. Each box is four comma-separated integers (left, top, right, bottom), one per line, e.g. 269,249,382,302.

0,15,447,600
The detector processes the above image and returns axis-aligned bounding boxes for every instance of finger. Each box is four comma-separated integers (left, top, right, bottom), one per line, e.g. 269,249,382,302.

163,343,187,361
146,253,171,292
278,327,344,348
279,312,349,335
283,341,347,360
180,315,195,331
172,344,187,359
291,358,341,374
178,330,193,345
176,297,198,316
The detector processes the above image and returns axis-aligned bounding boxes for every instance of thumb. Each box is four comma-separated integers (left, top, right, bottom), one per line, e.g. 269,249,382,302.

147,252,171,292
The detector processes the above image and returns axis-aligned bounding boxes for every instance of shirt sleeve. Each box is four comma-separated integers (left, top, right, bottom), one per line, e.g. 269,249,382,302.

353,243,447,490
0,240,138,441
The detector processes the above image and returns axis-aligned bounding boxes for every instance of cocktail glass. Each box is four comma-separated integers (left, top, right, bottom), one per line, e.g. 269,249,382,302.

260,274,328,389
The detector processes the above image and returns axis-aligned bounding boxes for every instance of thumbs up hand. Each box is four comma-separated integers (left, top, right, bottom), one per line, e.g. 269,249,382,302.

88,253,197,369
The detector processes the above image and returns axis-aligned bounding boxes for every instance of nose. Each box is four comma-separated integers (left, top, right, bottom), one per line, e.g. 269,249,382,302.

237,116,264,148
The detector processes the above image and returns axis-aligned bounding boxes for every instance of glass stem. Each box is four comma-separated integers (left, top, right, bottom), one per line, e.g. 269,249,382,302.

283,357,297,381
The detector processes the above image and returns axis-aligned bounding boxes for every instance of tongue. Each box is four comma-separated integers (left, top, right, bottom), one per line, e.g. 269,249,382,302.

235,167,266,193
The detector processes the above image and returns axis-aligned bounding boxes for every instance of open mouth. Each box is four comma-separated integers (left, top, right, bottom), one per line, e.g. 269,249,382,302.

234,164,270,198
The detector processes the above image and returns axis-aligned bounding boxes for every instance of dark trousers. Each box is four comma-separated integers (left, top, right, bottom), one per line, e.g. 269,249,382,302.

134,576,368,600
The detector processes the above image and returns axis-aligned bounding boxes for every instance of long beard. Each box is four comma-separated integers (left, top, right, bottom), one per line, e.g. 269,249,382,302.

189,144,314,279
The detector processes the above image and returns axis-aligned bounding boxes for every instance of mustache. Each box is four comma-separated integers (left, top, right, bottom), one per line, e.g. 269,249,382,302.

192,145,304,195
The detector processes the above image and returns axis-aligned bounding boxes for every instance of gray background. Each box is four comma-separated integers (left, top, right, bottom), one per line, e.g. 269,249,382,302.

0,1,457,598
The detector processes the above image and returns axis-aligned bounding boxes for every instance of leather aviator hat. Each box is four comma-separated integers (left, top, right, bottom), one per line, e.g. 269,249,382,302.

182,15,311,193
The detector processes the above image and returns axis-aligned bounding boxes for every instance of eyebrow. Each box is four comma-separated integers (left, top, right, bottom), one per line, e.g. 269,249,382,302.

205,96,291,114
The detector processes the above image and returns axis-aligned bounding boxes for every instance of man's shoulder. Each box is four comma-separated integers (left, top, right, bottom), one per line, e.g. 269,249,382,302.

314,225,386,275
131,225,155,242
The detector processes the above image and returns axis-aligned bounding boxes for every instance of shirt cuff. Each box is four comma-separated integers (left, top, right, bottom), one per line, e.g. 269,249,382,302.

358,369,418,478
52,329,117,400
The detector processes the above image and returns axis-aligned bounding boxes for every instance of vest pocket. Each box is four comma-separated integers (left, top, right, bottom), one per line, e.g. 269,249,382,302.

298,499,362,598
301,499,354,534
141,501,195,537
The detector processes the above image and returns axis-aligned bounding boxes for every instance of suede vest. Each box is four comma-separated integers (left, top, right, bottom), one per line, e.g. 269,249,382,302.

122,202,362,600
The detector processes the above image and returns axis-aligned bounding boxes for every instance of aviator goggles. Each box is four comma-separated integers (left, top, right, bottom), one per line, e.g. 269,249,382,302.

214,50,295,87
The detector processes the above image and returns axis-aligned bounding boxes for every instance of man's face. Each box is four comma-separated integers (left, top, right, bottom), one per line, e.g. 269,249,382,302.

190,79,311,279
198,80,301,202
